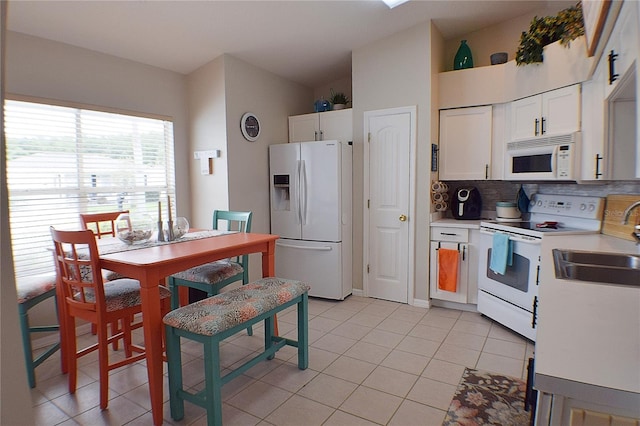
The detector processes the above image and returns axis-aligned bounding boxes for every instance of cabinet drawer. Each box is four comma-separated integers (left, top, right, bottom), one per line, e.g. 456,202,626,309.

431,227,469,242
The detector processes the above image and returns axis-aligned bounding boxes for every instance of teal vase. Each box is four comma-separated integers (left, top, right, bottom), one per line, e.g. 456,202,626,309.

454,40,473,70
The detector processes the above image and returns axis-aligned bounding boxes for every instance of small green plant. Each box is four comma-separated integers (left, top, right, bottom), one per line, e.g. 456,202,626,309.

515,2,584,66
329,89,350,106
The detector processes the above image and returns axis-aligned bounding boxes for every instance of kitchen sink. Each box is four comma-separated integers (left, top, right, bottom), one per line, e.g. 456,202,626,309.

552,249,640,286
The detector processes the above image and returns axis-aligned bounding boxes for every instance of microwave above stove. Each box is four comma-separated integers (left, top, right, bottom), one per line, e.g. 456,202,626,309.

504,132,580,181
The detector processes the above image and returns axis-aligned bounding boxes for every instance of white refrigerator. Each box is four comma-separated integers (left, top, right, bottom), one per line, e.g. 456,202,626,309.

269,140,352,300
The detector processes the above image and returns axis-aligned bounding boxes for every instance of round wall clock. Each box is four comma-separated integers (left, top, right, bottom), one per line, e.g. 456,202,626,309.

240,112,260,142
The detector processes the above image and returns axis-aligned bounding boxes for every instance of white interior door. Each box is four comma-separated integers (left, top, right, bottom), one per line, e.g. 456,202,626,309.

365,108,413,303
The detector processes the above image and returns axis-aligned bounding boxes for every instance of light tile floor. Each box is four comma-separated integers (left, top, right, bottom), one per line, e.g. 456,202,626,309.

29,296,534,425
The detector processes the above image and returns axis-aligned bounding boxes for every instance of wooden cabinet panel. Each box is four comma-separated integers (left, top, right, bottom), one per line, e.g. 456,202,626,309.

439,106,492,180
509,84,581,141
288,109,352,143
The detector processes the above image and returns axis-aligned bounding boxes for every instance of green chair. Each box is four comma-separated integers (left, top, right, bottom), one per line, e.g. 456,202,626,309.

16,272,62,388
168,210,253,331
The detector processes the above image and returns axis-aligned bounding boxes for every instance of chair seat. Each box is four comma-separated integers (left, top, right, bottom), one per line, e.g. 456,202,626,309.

170,259,243,285
76,279,172,312
16,272,57,304
163,277,310,336
102,269,125,281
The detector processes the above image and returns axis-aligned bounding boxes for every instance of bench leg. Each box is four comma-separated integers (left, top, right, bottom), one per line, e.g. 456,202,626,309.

297,293,309,370
265,315,275,360
203,338,223,426
165,326,185,421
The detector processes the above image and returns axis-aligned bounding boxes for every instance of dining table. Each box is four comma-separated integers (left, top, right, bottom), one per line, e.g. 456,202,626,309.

98,231,279,426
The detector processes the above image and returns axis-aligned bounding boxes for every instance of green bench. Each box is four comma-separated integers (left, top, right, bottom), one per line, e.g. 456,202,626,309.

163,277,310,426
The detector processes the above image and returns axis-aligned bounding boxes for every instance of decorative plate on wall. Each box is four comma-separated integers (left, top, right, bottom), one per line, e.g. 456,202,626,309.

240,112,260,142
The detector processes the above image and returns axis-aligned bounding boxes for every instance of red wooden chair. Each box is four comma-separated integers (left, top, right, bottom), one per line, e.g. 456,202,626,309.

50,227,171,409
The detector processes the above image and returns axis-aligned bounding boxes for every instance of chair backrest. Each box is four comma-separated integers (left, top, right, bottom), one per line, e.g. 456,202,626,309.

80,211,129,239
212,211,252,269
50,227,107,316
212,210,252,233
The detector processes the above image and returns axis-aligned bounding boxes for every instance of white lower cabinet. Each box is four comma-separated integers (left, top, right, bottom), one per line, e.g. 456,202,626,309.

536,393,640,426
429,226,479,304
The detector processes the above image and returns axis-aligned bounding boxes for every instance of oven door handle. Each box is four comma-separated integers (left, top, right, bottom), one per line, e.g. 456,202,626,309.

480,229,541,244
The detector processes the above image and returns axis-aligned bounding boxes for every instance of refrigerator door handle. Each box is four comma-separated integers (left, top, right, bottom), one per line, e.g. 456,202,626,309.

300,159,307,225
276,241,333,251
296,159,303,225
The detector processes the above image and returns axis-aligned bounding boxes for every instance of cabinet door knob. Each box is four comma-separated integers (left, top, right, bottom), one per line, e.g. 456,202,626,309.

399,214,407,222
534,118,540,136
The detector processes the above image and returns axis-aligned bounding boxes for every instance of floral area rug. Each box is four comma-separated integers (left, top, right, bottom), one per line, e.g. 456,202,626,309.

442,368,530,426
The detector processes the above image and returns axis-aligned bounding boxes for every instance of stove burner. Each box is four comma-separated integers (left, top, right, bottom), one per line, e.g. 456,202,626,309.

535,221,558,229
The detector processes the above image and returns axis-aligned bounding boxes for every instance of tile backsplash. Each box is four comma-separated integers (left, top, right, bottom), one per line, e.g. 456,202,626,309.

441,180,640,216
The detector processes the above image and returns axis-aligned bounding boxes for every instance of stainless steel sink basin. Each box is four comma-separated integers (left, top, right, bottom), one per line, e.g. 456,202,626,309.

552,249,640,286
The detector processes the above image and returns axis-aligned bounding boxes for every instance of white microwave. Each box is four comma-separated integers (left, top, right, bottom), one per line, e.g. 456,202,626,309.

504,132,580,181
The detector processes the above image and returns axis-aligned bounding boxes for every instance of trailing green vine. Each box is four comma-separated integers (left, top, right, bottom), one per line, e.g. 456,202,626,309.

516,2,585,66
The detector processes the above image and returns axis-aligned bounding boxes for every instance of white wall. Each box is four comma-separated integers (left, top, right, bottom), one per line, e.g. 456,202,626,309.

352,22,431,300
431,22,444,202
6,32,191,218
224,55,310,233
189,54,311,282
186,55,229,228
314,76,353,111
443,4,574,71
1,4,35,424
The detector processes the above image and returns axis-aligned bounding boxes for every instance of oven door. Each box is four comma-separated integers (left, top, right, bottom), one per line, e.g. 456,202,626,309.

478,229,540,311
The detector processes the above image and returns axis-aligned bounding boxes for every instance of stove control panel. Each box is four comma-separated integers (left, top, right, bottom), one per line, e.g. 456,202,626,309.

528,194,604,219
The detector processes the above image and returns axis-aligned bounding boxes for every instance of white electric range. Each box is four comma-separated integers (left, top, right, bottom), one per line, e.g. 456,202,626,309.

477,194,605,341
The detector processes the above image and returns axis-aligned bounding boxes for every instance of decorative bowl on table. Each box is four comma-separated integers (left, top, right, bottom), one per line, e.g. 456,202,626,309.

165,217,189,240
115,213,153,245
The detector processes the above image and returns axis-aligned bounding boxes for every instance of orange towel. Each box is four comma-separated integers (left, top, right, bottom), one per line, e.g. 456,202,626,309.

438,248,459,292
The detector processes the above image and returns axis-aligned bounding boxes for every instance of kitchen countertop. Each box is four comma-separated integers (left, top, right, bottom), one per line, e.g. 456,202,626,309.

535,233,640,412
430,218,482,229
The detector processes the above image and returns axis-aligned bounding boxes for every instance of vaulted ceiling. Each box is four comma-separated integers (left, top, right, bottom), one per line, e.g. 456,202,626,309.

8,1,574,88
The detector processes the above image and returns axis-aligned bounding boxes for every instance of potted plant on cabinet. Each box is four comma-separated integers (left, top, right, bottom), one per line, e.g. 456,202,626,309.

329,89,350,110
515,2,584,65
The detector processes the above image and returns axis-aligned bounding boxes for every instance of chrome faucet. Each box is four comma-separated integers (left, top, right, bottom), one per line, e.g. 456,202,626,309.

622,200,640,243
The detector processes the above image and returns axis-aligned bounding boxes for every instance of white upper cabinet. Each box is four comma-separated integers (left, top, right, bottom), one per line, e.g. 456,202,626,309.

509,84,581,141
439,106,493,180
602,0,638,99
288,114,319,143
288,109,353,143
580,60,607,181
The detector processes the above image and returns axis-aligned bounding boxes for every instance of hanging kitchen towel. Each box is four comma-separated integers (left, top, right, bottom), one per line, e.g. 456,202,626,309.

489,232,512,275
438,248,459,292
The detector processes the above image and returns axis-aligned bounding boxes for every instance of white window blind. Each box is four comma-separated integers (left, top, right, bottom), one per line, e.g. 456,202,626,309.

5,99,176,277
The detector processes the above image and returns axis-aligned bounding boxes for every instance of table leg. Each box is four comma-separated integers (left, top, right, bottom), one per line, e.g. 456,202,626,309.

178,285,189,307
262,239,276,277
139,278,165,426
262,239,278,335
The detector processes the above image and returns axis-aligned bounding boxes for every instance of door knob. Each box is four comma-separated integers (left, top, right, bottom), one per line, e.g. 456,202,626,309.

399,214,407,222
